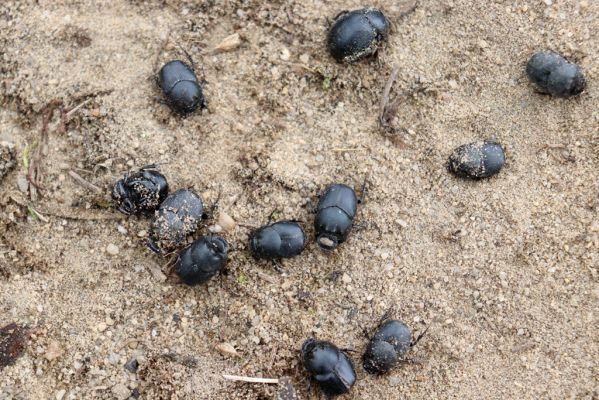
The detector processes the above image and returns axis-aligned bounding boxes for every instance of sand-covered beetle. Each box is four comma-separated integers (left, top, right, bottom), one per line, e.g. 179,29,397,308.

448,140,505,179
111,165,168,215
314,183,361,251
159,60,206,114
249,221,306,260
526,52,586,98
327,8,390,63
363,319,425,375
148,189,203,253
175,235,229,285
301,339,357,397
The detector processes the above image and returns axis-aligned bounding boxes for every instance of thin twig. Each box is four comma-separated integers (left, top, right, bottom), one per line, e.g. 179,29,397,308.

68,170,102,194
332,148,364,152
222,374,279,384
65,98,92,119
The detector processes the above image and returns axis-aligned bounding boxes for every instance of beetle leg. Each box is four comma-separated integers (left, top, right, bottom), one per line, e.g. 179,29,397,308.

272,260,288,276
357,177,368,204
305,199,316,214
410,325,428,348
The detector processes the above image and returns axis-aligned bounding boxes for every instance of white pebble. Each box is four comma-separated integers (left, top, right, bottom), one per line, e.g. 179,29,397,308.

106,244,119,256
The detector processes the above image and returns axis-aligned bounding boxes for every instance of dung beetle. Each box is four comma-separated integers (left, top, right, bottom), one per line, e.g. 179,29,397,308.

314,183,361,251
301,339,356,397
327,8,390,63
447,140,505,179
249,221,306,260
159,60,206,114
148,189,203,254
526,52,586,98
363,319,426,375
175,235,228,285
111,165,168,215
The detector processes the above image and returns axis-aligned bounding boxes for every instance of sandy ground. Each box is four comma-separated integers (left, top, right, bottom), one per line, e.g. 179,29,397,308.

1,0,598,399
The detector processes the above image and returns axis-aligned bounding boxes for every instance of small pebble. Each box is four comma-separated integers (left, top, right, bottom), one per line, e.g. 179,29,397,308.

97,322,107,332
215,342,239,357
17,175,29,192
124,358,139,372
218,212,236,231
44,341,63,361
55,390,66,400
111,383,130,400
106,244,119,256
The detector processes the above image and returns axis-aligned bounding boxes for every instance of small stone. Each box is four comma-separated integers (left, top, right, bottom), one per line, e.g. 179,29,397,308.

111,383,130,400
388,376,402,387
97,322,107,332
44,341,63,361
108,353,120,365
299,53,310,64
218,212,236,231
106,244,119,256
124,358,139,372
543,0,552,5
17,175,29,192
117,225,128,235
280,47,290,61
341,274,352,284
215,342,239,357
448,79,458,89
55,389,66,400
212,33,242,53
137,230,147,238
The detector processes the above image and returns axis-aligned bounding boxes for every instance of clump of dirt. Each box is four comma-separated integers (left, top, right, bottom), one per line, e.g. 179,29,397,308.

0,323,29,370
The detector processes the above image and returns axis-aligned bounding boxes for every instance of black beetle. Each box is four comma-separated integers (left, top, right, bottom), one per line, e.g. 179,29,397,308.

301,339,357,397
159,60,206,114
314,184,360,251
111,165,168,215
249,221,306,260
148,189,203,254
175,235,228,285
526,52,586,98
327,8,390,63
362,319,425,375
447,140,505,179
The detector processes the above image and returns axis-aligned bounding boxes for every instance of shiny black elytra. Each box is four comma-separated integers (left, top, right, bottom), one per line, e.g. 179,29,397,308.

175,235,228,285
249,221,306,260
148,189,203,254
448,141,505,179
301,339,356,397
159,60,206,114
314,184,359,251
363,320,416,375
526,52,586,98
327,8,390,63
111,166,168,215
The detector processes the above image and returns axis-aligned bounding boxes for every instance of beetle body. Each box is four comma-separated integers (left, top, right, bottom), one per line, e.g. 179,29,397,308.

175,235,228,285
148,189,203,253
249,221,305,260
327,8,390,63
363,320,412,375
111,166,168,215
301,339,356,396
314,184,358,251
526,52,586,98
159,60,206,114
448,141,505,179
